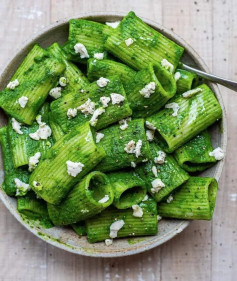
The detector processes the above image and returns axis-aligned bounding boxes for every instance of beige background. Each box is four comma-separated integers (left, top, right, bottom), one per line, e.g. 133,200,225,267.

0,0,236,280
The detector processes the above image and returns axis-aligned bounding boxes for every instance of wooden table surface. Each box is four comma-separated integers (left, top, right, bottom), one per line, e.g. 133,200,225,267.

0,0,236,280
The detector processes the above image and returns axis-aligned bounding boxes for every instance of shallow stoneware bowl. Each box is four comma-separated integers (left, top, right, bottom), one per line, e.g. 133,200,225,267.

0,12,227,257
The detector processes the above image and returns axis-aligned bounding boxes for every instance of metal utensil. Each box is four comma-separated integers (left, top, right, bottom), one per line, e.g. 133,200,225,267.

181,63,237,92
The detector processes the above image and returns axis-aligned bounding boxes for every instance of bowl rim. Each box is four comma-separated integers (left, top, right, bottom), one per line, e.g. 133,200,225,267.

0,11,227,258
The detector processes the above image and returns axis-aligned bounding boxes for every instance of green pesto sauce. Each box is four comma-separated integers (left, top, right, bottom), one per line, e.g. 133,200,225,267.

127,237,146,245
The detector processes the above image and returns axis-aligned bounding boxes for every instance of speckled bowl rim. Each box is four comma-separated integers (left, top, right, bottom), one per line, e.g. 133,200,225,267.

0,12,227,258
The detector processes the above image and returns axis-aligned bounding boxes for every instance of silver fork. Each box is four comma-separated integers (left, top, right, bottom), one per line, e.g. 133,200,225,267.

181,63,237,92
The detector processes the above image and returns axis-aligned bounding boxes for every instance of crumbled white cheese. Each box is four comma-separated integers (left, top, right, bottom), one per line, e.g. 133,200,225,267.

29,123,52,141
29,152,41,172
142,194,148,201
152,166,158,177
49,87,62,99
97,77,110,87
165,102,180,117
157,215,162,221
77,98,95,115
119,117,131,130
139,82,156,98
14,178,30,196
125,140,142,157
12,118,23,134
124,140,136,154
105,21,120,28
98,194,109,203
96,132,104,143
80,89,84,93
174,72,181,81
154,151,166,164
18,96,28,108
131,161,136,168
182,88,202,98
146,130,155,142
90,108,105,126
59,77,67,87
109,220,125,238
161,59,174,73
105,239,113,246
145,121,156,131
100,96,111,108
125,38,134,46
110,93,125,105
151,178,165,193
135,140,142,158
81,209,89,213
74,43,89,59
67,108,77,119
209,147,224,160
66,161,84,177
94,53,104,60
167,195,173,203
7,79,19,90
142,158,148,162
132,205,143,218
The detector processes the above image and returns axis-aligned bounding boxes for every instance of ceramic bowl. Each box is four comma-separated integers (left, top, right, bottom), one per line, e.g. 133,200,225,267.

0,12,227,257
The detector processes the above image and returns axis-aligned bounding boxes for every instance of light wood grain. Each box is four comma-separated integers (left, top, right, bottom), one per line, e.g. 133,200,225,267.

0,0,236,280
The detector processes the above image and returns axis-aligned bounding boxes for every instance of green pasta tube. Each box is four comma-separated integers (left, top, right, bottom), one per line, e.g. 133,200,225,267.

47,42,89,95
175,69,199,94
136,142,189,202
71,222,87,236
8,103,53,168
87,60,176,117
96,119,151,172
87,58,136,85
17,192,47,218
0,126,29,196
147,84,222,152
174,130,217,172
105,11,184,71
0,45,65,125
157,177,218,220
48,112,64,142
107,171,147,209
47,171,114,225
63,19,112,63
29,122,106,204
126,64,176,117
17,192,53,228
86,198,158,243
50,76,132,133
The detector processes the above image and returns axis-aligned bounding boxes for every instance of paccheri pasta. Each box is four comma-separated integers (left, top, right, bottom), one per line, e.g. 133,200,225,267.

0,11,223,244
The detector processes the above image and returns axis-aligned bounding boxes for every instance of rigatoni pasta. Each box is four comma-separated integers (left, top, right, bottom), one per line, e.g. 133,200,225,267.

96,119,151,172
50,76,132,133
30,122,106,204
147,84,222,152
157,177,218,220
107,171,146,209
174,130,217,172
105,11,184,71
136,142,189,202
47,171,114,225
0,45,65,125
0,11,224,245
86,198,158,243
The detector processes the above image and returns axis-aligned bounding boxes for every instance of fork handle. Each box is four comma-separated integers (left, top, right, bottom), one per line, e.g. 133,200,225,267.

181,63,237,92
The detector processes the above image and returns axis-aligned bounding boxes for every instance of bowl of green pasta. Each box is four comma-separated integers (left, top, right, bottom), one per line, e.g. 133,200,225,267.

0,11,227,257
